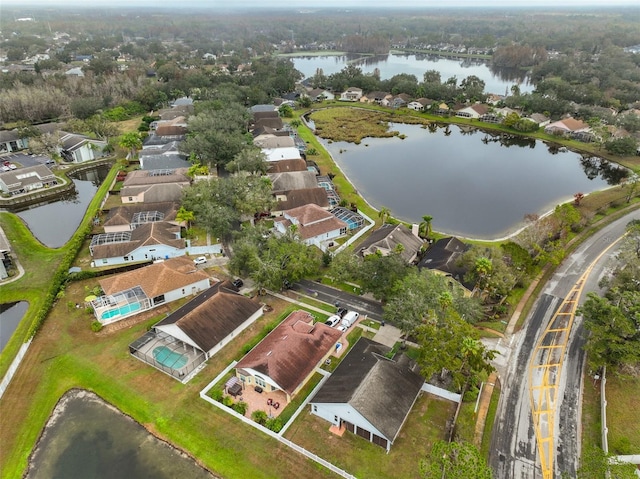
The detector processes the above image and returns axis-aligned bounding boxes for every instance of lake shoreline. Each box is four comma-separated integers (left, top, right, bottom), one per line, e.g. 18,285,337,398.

24,388,220,479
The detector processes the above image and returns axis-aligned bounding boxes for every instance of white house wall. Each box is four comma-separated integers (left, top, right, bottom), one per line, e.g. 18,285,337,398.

311,402,389,441
163,278,211,303
155,323,201,350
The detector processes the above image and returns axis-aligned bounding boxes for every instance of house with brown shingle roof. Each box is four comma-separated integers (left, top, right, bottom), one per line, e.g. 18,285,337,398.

91,256,211,325
235,310,342,402
120,168,190,204
272,187,330,216
266,158,308,174
103,202,180,233
129,282,263,381
544,117,593,142
274,203,347,251
268,170,318,193
456,103,490,119
90,221,187,266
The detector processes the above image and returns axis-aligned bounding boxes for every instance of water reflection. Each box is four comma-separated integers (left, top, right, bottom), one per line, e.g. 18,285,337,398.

0,301,29,352
320,123,623,239
291,54,533,94
26,390,215,479
16,165,110,248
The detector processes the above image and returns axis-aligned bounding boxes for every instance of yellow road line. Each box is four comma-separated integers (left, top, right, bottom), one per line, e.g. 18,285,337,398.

528,236,625,479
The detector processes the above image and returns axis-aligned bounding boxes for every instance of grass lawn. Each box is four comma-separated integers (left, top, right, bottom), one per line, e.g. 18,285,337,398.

603,373,640,454
454,401,477,443
480,381,501,459
283,393,456,479
581,372,602,451
0,285,336,479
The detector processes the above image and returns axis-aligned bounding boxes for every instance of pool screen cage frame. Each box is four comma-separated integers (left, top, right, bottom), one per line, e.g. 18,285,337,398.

331,207,365,230
129,329,206,382
91,285,151,322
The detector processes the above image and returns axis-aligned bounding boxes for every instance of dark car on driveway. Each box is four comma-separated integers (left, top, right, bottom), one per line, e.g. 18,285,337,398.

232,278,244,288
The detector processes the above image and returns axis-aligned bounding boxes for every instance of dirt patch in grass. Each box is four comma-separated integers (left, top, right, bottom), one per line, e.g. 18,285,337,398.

283,393,456,479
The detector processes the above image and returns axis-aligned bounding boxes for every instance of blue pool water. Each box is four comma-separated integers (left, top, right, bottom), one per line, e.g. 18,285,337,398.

153,346,188,369
101,302,141,320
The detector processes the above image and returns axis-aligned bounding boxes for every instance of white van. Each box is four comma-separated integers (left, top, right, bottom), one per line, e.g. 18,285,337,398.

341,311,359,328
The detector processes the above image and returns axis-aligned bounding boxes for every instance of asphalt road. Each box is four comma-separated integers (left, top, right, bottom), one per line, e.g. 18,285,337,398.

293,279,385,322
489,209,640,479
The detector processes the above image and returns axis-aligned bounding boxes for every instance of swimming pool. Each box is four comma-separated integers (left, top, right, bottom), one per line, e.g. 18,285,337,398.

101,302,141,320
153,346,188,369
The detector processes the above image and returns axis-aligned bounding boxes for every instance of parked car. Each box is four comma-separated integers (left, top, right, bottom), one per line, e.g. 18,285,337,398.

0,166,9,172
193,256,207,265
337,323,349,333
325,315,341,327
341,311,360,328
336,307,348,318
8,163,17,170
232,278,244,288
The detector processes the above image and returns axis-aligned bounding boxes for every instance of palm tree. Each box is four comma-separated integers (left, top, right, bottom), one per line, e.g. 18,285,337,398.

378,206,391,224
176,206,195,229
118,132,142,160
418,215,433,240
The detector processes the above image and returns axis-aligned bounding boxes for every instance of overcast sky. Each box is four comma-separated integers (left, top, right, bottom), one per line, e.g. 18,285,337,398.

3,0,639,7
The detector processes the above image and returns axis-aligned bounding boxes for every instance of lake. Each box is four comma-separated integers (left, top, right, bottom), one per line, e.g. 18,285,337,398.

26,390,217,479
320,123,624,240
16,165,110,248
290,53,533,95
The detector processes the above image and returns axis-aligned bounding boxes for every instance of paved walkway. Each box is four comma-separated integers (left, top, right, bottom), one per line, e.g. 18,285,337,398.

474,372,498,447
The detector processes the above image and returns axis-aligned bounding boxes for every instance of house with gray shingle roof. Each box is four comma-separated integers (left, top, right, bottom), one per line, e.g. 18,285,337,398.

355,223,424,264
129,282,264,381
0,165,58,196
59,133,107,163
310,337,424,452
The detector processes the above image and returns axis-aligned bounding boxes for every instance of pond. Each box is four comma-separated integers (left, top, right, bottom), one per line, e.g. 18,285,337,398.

26,390,217,479
16,165,111,248
320,123,625,239
289,52,533,95
0,301,28,352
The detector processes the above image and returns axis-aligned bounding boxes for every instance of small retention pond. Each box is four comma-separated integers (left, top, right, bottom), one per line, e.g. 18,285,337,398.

321,123,626,239
16,165,110,248
26,390,217,479
0,301,28,352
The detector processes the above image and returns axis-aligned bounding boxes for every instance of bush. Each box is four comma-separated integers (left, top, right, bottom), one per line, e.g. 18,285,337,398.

91,321,103,332
232,401,248,416
265,417,283,432
251,410,268,425
222,395,234,407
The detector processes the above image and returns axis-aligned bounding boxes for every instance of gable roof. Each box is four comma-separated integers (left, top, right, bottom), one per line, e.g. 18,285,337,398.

275,187,329,211
122,168,190,186
269,170,318,192
277,203,347,240
355,223,424,262
254,117,284,130
0,164,55,189
91,222,184,259
267,158,308,173
236,310,342,396
253,135,295,149
120,183,186,203
311,337,424,442
103,202,179,228
154,282,262,352
99,256,209,298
